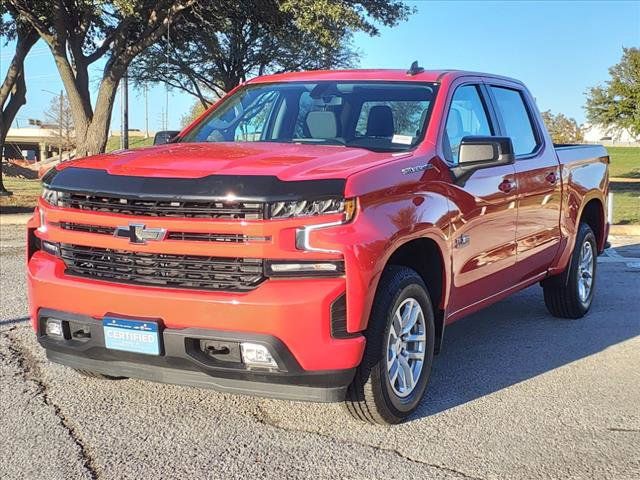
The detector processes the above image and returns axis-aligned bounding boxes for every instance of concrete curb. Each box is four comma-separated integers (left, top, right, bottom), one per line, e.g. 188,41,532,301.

0,213,32,226
609,225,640,236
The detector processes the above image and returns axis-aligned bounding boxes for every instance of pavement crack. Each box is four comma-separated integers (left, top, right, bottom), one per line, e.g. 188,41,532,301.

251,403,484,479
2,328,100,480
608,427,640,433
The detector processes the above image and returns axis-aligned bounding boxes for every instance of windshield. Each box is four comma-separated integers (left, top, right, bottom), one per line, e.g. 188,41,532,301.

181,81,438,152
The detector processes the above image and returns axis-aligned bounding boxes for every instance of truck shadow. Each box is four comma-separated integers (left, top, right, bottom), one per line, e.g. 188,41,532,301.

414,261,640,419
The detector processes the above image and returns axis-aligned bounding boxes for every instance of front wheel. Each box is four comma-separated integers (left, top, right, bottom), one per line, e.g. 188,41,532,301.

542,222,597,319
345,266,435,424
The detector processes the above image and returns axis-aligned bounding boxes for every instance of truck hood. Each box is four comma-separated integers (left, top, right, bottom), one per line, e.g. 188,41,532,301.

60,142,401,181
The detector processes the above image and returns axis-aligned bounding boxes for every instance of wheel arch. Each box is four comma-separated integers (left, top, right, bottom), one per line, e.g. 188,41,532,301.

579,197,606,253
382,236,448,354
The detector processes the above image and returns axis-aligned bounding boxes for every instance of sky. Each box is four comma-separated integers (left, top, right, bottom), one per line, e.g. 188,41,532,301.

1,0,639,134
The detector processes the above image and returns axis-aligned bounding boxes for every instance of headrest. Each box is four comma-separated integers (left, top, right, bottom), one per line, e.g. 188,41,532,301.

366,105,394,137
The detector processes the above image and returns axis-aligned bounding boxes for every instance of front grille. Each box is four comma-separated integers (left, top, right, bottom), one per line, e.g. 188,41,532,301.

60,193,264,219
165,232,269,243
58,222,115,235
57,222,270,243
59,244,265,292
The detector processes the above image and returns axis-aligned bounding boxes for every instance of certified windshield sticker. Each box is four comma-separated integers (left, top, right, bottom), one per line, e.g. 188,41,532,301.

392,134,414,145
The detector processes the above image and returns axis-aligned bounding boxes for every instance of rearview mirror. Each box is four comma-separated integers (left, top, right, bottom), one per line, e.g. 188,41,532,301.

153,130,181,145
451,136,515,183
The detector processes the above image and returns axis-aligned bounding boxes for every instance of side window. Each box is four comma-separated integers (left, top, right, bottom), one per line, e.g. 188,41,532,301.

445,85,493,163
490,86,538,156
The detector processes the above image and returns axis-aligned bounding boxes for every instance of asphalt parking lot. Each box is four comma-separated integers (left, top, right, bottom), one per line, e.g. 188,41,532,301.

1,224,639,480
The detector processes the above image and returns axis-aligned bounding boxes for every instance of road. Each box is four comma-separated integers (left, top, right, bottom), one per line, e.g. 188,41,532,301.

1,224,639,480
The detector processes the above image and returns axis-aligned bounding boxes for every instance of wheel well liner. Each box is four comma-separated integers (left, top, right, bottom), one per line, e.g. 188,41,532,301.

386,238,446,353
580,198,605,252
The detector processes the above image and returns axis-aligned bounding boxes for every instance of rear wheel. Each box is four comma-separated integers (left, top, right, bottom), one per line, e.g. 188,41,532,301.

542,222,597,319
345,266,435,424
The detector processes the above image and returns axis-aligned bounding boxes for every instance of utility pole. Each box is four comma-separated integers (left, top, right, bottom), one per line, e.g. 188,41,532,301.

144,85,149,139
121,70,129,149
59,90,63,160
165,11,170,131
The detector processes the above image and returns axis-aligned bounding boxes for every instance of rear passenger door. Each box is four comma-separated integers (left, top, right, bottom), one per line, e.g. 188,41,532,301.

486,82,562,281
442,82,519,316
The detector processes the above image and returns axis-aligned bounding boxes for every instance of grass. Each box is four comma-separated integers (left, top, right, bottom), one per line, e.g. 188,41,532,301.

2,144,639,224
105,135,154,153
607,146,640,178
607,147,640,225
610,181,640,225
612,191,640,225
0,177,42,214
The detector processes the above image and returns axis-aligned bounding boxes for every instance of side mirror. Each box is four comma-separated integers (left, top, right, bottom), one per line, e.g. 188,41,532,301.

451,136,515,183
153,130,181,145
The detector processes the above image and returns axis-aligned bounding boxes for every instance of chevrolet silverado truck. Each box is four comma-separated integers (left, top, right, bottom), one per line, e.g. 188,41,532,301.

28,66,609,424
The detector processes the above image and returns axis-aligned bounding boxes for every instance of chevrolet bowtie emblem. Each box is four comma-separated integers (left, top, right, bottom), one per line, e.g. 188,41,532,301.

114,223,167,244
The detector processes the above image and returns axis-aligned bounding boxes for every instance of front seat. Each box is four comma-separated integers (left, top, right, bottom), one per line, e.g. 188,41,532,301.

366,105,394,138
306,110,339,139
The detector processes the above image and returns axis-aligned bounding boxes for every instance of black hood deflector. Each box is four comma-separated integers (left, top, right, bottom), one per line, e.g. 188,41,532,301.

43,167,346,202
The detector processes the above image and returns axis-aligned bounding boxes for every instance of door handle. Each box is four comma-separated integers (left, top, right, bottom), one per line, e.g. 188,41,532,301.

498,179,516,194
545,171,558,184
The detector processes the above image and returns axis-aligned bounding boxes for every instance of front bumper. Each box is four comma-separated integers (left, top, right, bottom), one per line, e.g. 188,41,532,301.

38,309,354,402
28,251,365,371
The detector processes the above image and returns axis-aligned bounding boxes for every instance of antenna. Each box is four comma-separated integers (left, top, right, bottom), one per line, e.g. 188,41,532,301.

407,61,424,76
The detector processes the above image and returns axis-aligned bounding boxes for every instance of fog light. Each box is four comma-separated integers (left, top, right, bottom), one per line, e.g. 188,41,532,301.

240,343,278,368
46,318,63,337
265,260,344,277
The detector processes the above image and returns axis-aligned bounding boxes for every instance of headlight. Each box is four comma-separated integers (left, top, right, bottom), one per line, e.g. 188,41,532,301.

268,198,356,220
41,187,67,207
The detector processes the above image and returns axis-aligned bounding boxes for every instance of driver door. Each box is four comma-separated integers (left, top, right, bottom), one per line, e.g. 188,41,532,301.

444,83,519,316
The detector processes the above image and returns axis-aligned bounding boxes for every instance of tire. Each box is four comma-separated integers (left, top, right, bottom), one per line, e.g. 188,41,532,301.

542,222,597,319
73,368,126,380
345,265,435,424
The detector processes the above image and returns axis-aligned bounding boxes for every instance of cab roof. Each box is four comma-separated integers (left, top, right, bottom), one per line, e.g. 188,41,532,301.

246,69,524,85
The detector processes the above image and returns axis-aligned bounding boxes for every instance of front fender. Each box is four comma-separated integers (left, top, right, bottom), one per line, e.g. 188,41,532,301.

310,186,452,333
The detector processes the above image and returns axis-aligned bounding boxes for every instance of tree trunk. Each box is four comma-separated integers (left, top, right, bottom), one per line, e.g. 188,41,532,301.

50,47,92,156
0,25,38,196
76,75,121,157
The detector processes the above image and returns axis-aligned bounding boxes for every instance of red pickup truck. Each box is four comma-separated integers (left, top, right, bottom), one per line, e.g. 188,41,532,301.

27,66,609,424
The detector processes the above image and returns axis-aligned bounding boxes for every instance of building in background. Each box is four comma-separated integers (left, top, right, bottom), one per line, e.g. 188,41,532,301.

582,124,639,146
1,127,60,162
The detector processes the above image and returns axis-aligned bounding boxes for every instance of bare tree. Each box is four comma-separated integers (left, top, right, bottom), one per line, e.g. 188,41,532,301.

43,93,75,160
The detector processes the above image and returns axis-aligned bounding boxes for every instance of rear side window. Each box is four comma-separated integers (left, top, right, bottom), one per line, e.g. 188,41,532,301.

490,86,538,156
444,85,493,163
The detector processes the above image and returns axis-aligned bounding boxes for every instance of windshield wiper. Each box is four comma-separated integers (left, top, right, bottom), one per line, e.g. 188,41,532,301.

291,138,346,146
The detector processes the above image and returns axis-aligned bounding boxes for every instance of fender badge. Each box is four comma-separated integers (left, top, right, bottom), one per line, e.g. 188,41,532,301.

401,164,432,175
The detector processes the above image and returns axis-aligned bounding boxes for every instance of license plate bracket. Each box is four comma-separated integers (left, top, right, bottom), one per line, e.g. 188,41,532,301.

103,317,160,355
